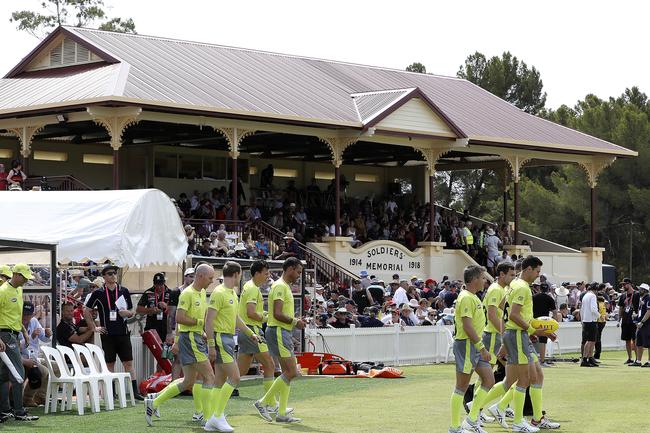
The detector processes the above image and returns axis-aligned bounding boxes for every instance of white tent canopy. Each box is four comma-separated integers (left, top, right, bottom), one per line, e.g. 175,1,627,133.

0,189,187,267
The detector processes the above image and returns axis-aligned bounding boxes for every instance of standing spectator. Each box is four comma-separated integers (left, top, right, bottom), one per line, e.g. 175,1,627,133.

137,273,173,344
618,278,640,364
580,283,600,367
56,302,94,348
6,160,27,189
594,286,608,360
359,270,371,290
260,164,274,190
393,280,409,307
532,283,558,366
351,279,372,314
484,227,502,275
83,264,143,400
634,283,650,367
0,264,39,421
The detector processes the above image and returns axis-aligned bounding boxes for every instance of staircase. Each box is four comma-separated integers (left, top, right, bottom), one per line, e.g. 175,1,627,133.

23,175,92,191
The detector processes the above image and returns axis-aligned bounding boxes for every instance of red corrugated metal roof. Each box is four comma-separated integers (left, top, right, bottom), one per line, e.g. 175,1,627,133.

0,26,635,157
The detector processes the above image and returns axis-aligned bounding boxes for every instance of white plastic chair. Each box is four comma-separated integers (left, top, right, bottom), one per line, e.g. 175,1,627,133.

86,343,135,408
57,345,102,414
72,344,114,410
444,327,455,363
41,346,91,415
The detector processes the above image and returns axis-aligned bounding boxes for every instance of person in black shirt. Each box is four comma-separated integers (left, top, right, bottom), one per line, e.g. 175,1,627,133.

367,282,385,306
618,278,640,364
330,308,351,328
351,279,372,313
136,273,173,344
360,307,384,328
56,302,95,348
83,264,143,400
533,283,558,365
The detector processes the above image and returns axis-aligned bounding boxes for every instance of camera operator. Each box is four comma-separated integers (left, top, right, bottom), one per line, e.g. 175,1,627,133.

137,273,173,344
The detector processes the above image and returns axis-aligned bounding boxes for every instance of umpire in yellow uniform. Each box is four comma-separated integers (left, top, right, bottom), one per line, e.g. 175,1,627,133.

0,264,39,422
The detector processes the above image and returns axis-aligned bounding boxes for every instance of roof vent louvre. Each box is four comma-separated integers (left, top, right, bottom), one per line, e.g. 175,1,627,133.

62,38,76,64
76,44,90,63
49,42,62,66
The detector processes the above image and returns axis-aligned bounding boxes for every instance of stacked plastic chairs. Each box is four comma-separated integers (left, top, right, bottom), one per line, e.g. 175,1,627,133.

41,343,136,415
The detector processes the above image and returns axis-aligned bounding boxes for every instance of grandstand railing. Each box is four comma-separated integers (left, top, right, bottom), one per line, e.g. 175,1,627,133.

181,218,358,288
24,175,93,191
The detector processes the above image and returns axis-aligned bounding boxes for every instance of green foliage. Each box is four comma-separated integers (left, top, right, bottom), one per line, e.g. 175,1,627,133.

406,62,427,73
10,0,136,38
457,51,547,114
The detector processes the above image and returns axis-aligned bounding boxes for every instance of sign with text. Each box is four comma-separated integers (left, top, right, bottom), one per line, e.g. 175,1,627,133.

337,241,426,282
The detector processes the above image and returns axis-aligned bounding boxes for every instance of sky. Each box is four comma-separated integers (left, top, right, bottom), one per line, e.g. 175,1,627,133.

0,0,647,109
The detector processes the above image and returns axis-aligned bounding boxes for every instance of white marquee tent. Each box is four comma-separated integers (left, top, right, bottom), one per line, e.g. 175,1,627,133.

0,189,187,267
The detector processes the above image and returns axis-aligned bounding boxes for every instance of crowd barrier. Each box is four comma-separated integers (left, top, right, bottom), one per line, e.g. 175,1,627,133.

111,322,627,379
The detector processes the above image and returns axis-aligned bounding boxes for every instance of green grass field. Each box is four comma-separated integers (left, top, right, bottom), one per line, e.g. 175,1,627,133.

1,350,646,433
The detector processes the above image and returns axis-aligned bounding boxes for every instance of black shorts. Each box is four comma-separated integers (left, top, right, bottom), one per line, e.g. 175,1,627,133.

636,325,650,349
621,322,637,341
582,322,598,342
537,336,548,344
100,334,133,363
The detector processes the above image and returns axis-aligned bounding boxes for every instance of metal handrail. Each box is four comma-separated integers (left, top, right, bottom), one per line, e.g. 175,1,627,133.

181,217,358,288
23,175,93,191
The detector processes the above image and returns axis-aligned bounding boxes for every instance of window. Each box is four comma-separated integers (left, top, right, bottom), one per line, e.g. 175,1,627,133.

0,149,13,159
355,173,378,183
314,171,334,180
33,150,67,162
394,177,412,194
273,168,298,178
179,154,202,179
202,155,228,180
83,153,113,165
249,166,258,175
154,153,178,178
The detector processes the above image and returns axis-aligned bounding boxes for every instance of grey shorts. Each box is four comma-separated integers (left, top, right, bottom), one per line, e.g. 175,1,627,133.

0,332,24,383
503,329,538,365
178,331,208,366
482,331,502,365
214,333,236,364
238,325,268,355
265,326,294,358
453,339,490,374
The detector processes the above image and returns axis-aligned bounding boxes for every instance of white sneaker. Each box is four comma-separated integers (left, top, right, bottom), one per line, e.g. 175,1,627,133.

505,407,515,418
487,404,508,429
479,411,495,424
275,415,302,423
268,404,294,414
512,420,540,432
253,400,272,422
192,412,204,422
203,415,219,432
448,428,464,433
531,416,561,429
214,415,234,432
144,398,154,427
462,417,488,433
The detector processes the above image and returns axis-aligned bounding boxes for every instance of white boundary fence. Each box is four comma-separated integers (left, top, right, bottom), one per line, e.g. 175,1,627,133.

110,322,627,379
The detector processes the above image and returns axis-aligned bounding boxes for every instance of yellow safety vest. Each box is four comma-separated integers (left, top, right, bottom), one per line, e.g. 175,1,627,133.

463,227,474,245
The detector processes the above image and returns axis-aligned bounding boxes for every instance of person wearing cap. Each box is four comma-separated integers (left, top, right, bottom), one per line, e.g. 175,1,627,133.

0,264,39,421
69,269,92,299
331,307,351,328
359,270,371,289
137,273,173,346
632,283,650,367
361,306,384,328
580,283,600,367
618,277,640,364
0,265,12,283
254,257,305,424
351,279,372,314
19,301,51,407
274,232,300,261
448,265,493,433
84,263,143,400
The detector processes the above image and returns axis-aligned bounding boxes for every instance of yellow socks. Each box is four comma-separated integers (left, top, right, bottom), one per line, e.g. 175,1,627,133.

530,384,543,421
497,383,515,411
260,374,287,406
469,386,489,422
213,381,236,418
450,388,464,429
152,379,183,409
192,382,203,413
277,375,291,416
483,381,507,409
512,386,526,424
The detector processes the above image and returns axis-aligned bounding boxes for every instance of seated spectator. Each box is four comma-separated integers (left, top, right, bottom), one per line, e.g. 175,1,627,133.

254,233,271,258
382,306,406,327
7,159,27,189
436,308,455,326
232,243,249,259
420,307,438,326
415,299,430,323
197,239,212,256
274,231,300,260
19,302,51,407
404,300,420,325
242,233,258,258
211,230,230,256
359,307,384,327
58,302,96,348
330,308,351,328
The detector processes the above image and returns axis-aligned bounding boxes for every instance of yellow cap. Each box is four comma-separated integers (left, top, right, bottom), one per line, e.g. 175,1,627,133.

0,264,12,278
11,263,33,280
